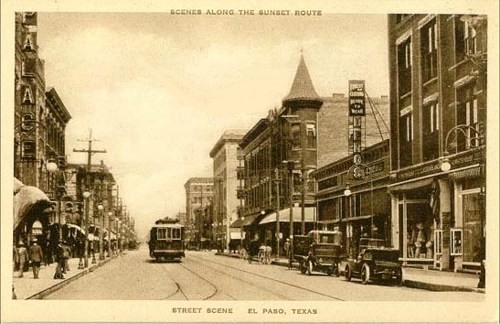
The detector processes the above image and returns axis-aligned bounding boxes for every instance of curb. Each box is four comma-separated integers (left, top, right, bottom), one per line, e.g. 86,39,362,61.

216,253,483,294
403,279,485,293
26,256,117,300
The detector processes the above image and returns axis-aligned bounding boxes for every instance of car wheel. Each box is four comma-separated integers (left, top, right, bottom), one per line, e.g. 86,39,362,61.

395,269,403,286
345,265,352,281
307,260,313,276
333,262,340,277
361,263,371,285
300,261,307,274
326,268,333,276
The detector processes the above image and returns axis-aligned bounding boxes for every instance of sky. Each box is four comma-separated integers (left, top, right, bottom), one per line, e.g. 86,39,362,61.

36,13,389,239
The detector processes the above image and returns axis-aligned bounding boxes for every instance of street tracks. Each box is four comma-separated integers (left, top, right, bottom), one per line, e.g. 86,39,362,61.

187,254,345,301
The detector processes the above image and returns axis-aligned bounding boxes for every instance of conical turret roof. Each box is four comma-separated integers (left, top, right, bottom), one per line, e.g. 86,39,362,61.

282,55,322,105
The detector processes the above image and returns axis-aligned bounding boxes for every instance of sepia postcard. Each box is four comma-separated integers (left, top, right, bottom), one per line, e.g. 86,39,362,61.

1,0,499,323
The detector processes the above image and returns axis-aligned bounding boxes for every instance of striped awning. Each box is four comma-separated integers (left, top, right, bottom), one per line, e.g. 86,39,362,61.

13,179,52,230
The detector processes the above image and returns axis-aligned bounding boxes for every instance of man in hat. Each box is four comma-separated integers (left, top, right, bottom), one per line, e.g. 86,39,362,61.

17,241,28,278
29,238,43,279
53,240,65,279
284,238,291,269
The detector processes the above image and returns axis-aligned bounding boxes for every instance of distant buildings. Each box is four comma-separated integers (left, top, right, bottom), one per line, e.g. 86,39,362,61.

209,129,247,250
184,177,214,248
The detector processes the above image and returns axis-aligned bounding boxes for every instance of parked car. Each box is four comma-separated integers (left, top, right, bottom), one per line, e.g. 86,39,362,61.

344,238,403,285
294,230,344,276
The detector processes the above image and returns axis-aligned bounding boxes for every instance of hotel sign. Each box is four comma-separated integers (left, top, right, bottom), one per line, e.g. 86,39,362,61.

348,80,366,116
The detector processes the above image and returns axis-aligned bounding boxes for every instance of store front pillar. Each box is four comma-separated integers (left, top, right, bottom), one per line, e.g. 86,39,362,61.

438,178,452,270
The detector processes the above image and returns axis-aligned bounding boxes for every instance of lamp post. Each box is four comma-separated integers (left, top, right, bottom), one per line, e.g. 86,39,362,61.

440,124,485,287
97,204,104,260
274,167,281,261
82,190,91,268
46,158,68,241
283,159,297,266
107,211,113,257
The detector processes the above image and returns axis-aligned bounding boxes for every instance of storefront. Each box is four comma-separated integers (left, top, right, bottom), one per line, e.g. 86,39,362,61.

13,178,53,245
389,150,485,272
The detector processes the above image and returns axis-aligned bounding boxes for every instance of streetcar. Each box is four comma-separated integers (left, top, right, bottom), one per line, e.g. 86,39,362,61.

148,219,185,261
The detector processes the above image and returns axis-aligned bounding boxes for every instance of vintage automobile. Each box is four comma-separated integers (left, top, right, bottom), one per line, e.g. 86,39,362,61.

294,230,344,276
344,238,403,285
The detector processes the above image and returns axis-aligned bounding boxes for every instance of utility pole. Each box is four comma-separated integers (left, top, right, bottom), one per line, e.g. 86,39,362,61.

274,168,280,260
73,129,106,268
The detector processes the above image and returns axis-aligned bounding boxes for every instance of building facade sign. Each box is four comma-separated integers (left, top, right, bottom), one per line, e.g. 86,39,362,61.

348,80,366,116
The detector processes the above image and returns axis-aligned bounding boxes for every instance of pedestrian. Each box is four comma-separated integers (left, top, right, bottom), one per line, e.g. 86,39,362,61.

62,241,71,273
29,238,43,279
284,238,291,269
53,241,65,279
17,241,28,278
13,244,19,272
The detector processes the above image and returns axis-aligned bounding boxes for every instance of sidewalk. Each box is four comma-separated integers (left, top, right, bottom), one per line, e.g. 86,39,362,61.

218,252,485,293
12,254,118,300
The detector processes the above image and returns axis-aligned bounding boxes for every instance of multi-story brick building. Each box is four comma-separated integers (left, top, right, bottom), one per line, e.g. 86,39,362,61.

387,14,486,271
209,129,247,250
317,94,389,168
239,55,323,251
14,12,71,244
184,177,214,247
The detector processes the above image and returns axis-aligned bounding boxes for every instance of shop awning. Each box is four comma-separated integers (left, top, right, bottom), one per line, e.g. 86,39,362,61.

230,218,244,228
449,166,482,180
13,179,52,230
66,223,85,235
259,207,315,225
341,214,374,223
387,178,433,192
242,214,260,227
317,219,341,225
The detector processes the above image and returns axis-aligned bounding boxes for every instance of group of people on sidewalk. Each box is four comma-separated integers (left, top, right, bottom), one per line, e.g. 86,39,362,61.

13,239,72,280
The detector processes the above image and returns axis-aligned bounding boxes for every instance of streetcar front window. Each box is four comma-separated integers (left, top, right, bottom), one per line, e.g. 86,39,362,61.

171,228,181,239
157,228,167,239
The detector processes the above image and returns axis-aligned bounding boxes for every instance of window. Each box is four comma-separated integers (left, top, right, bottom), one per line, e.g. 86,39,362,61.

291,124,300,149
306,123,316,148
464,20,477,55
171,228,182,239
423,102,439,161
434,230,442,256
157,228,167,239
450,228,463,256
462,192,483,262
457,85,480,151
422,20,438,82
398,38,412,95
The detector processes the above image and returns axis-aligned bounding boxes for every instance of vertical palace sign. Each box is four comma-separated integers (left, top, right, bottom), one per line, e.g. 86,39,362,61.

348,80,365,116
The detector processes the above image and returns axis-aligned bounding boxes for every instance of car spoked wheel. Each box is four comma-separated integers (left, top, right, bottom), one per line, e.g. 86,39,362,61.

395,268,404,286
345,265,352,281
361,263,371,285
307,260,313,276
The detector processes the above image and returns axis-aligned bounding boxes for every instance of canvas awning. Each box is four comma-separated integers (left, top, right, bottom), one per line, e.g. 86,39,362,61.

242,214,260,227
230,218,244,228
66,223,85,235
387,178,433,192
13,178,52,230
341,214,375,223
259,207,315,225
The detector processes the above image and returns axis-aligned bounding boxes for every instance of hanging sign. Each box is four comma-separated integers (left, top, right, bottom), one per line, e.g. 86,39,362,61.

348,80,366,116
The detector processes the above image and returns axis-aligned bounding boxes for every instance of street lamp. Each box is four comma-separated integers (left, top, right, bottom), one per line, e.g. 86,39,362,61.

440,124,485,288
97,204,104,260
107,211,114,257
46,157,69,241
282,159,298,266
82,190,91,268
